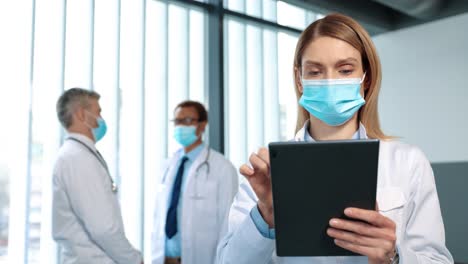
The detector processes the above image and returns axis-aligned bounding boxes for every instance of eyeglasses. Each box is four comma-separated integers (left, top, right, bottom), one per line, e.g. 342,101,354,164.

171,117,199,126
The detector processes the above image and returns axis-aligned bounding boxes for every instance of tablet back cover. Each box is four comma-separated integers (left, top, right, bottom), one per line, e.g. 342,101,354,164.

269,140,379,257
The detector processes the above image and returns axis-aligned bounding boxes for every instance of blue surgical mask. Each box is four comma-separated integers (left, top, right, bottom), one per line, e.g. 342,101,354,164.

174,125,198,147
92,117,107,142
85,112,107,142
299,74,366,126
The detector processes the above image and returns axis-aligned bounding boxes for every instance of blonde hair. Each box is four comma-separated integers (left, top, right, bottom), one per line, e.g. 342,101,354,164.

293,13,390,139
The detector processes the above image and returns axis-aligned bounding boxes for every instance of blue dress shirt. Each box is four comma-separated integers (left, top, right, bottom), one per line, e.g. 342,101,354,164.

165,144,205,257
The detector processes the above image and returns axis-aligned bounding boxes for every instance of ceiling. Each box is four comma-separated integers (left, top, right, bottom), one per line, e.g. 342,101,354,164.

281,0,468,35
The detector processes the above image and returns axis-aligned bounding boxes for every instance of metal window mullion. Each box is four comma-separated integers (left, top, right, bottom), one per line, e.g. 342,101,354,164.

262,1,280,143
272,4,280,137
61,0,68,95
207,0,224,153
186,7,190,98
262,1,280,142
164,2,169,157
115,0,122,193
139,0,147,251
259,0,265,145
241,0,248,162
24,74,33,264
29,0,36,86
90,0,95,89
220,6,228,155
24,0,37,261
59,0,67,145
245,0,262,149
57,2,68,262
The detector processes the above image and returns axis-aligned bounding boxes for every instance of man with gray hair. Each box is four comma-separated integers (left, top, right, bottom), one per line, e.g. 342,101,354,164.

52,88,143,264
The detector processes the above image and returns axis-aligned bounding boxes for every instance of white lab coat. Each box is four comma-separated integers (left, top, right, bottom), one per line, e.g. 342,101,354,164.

151,146,238,264
217,122,454,264
52,133,141,264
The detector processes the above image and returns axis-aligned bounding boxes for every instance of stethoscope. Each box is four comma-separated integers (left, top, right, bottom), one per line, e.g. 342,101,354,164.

67,137,118,193
162,148,210,200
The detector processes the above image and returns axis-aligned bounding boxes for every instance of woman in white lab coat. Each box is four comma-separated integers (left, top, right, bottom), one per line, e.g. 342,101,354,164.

217,13,453,264
151,101,238,264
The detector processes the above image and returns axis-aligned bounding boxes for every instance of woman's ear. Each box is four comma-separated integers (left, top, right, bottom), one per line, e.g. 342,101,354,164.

364,77,371,93
363,71,370,91
295,67,303,93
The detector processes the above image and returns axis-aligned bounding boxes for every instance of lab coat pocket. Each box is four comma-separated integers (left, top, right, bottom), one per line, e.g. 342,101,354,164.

153,184,169,236
155,183,169,208
377,187,406,238
193,231,217,264
192,181,218,229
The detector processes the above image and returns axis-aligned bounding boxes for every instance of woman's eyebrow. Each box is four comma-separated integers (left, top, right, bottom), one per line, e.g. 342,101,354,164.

303,58,359,67
302,60,323,67
335,57,359,65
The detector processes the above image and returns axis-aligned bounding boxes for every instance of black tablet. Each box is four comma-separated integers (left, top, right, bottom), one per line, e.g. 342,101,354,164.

268,139,380,257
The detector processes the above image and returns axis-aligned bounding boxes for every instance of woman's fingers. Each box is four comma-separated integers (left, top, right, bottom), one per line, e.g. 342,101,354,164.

241,148,274,213
257,147,270,165
239,164,254,177
344,207,395,229
333,239,392,263
329,217,396,242
241,148,270,179
328,208,397,264
327,228,394,250
249,151,270,176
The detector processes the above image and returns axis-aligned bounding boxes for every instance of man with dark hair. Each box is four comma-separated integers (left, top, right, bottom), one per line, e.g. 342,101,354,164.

53,88,143,264
151,100,238,264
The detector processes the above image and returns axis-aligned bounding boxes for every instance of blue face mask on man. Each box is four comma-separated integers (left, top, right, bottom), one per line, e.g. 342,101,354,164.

174,125,199,147
85,111,107,142
299,74,366,126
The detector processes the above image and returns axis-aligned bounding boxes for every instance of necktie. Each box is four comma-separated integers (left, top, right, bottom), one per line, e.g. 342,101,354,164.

165,156,189,239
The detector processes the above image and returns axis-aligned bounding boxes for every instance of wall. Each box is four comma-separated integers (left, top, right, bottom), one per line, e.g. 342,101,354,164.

373,13,468,263
374,13,468,163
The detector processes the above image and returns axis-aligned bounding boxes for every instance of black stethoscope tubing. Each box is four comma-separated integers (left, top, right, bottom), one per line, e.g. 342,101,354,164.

66,137,118,193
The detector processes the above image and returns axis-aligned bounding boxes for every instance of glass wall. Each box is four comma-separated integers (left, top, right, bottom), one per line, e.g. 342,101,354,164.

0,0,321,263
1,0,207,263
224,0,321,168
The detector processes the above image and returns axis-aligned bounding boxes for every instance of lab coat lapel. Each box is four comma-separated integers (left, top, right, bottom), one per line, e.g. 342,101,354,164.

163,150,184,193
294,121,308,141
185,146,208,189
293,120,369,141
180,146,208,264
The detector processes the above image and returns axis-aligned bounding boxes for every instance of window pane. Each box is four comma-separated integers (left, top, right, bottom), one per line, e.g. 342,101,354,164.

224,0,321,31
276,1,306,29
167,4,190,154
278,32,299,140
2,0,313,262
225,12,319,172
225,0,277,25
94,0,120,182
30,0,66,262
224,0,246,15
143,2,207,262
119,0,145,250
63,0,93,89
143,1,168,261
224,17,247,169
0,156,8,262
189,9,206,103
